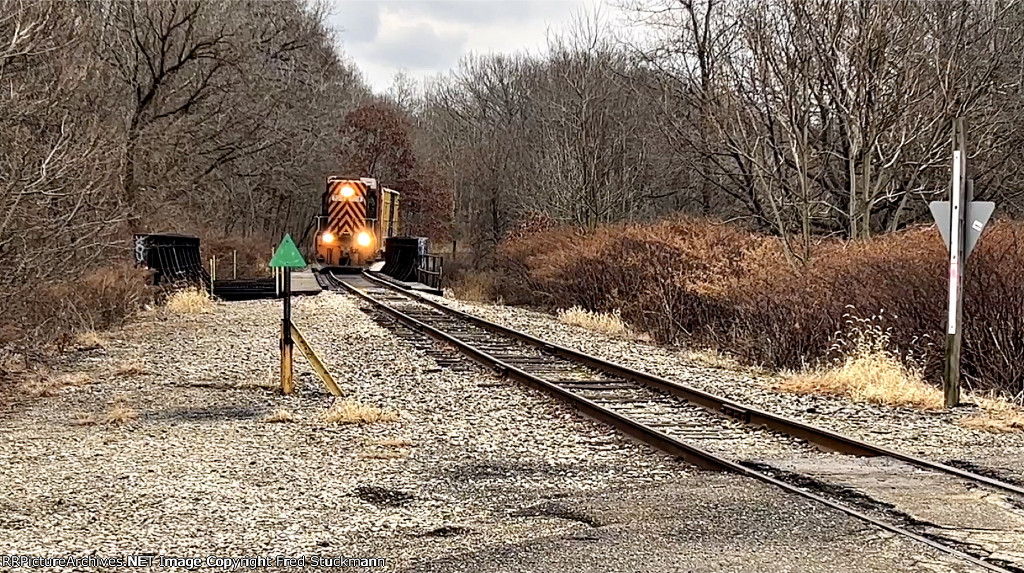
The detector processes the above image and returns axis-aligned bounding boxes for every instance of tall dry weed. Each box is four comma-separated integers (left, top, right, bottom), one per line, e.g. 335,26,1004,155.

202,236,275,278
165,288,213,314
778,313,942,410
2,263,152,356
448,271,496,302
558,306,632,338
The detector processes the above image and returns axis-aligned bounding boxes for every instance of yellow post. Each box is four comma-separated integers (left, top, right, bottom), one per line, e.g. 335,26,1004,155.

290,322,342,396
280,328,293,394
280,267,294,394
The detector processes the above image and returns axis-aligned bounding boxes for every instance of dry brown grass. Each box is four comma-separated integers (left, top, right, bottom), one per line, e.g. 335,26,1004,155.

19,376,62,398
447,271,495,302
60,372,92,387
74,331,107,350
322,400,399,425
777,321,942,410
19,371,92,397
165,287,213,314
114,359,147,377
681,348,743,370
362,437,414,459
5,264,151,356
264,408,296,423
105,399,138,425
557,306,632,338
361,450,410,460
72,412,97,426
958,397,1024,433
779,353,942,410
497,218,1024,397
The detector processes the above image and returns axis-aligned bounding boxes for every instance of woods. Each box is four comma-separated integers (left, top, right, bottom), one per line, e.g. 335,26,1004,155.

4,0,1024,391
407,0,1024,395
1,0,372,348
419,0,1024,264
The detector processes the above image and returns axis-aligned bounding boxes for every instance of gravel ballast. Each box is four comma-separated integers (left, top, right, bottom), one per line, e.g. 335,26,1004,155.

0,291,994,571
429,294,1024,483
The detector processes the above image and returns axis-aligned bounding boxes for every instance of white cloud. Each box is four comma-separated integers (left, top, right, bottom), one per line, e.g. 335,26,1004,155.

327,0,602,92
331,1,381,43
364,20,468,70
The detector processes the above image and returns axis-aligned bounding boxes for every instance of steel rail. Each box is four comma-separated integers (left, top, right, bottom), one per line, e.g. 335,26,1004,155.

332,272,1014,573
362,270,1024,499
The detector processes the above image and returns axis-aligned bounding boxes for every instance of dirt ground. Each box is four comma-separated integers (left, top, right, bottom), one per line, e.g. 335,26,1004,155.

0,293,995,572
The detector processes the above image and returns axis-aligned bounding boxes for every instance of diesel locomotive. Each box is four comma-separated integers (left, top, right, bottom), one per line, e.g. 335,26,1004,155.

314,176,400,267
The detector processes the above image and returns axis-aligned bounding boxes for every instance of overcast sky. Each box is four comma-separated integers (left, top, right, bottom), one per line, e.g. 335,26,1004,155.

326,0,605,92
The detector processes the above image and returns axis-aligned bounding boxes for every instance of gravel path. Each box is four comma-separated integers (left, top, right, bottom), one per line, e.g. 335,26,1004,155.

428,294,1024,483
0,292,992,572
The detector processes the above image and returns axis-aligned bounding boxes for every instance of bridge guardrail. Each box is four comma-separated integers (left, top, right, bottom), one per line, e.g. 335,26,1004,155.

416,254,443,290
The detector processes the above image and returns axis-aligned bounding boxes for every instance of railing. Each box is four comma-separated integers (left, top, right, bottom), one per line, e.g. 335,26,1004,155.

133,234,208,286
416,254,443,290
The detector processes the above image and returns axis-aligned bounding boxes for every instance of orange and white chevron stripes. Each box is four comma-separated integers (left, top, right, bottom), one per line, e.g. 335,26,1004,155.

325,179,368,237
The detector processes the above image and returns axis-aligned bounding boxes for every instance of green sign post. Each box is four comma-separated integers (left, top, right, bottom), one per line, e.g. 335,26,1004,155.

270,234,306,394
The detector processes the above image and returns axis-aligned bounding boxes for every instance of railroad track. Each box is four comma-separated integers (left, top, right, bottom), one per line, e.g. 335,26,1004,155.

325,270,1024,572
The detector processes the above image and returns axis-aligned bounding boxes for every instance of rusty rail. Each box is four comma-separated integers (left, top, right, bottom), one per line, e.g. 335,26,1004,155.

332,271,1017,573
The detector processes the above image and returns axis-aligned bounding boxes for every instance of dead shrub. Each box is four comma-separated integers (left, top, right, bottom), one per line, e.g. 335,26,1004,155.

202,235,275,279
77,265,153,329
778,315,942,410
1,263,152,359
442,254,497,301
495,217,1024,398
558,306,632,338
165,288,213,314
264,409,296,423
958,396,1024,433
322,400,399,425
447,271,496,302
114,359,147,377
74,331,107,350
105,399,138,425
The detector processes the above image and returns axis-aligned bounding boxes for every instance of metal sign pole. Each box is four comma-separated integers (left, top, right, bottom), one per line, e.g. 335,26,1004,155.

270,234,306,395
281,267,294,394
943,118,968,408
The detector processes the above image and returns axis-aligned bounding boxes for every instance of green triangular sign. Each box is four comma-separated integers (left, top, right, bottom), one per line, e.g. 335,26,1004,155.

270,234,306,268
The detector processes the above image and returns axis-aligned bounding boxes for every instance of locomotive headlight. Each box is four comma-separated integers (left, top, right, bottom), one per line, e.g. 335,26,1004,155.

340,185,355,198
356,232,372,247
321,232,335,244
